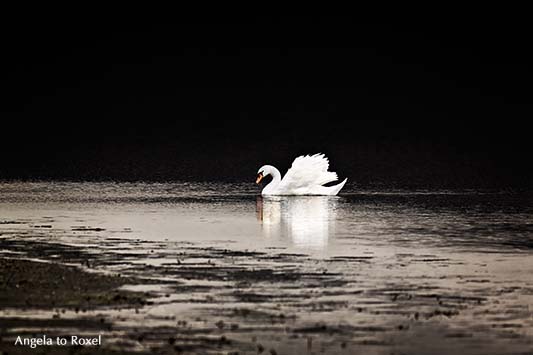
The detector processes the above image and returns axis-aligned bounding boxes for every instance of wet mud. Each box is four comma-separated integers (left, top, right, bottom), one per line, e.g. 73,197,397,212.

1,230,533,355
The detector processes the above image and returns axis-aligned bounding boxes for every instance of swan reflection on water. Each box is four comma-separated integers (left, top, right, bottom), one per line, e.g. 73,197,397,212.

256,196,338,250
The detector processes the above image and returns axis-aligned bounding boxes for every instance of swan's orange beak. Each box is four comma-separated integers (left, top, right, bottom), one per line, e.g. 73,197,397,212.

256,173,264,184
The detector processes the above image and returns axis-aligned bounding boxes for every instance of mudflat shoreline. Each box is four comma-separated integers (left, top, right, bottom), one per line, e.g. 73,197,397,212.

0,258,146,310
2,234,533,355
1,184,533,354
0,256,153,355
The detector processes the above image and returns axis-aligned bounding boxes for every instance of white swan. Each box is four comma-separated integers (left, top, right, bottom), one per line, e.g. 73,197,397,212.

255,153,347,196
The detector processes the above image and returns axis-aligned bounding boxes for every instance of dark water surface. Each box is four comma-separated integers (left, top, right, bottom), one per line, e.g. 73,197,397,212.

1,182,532,253
1,182,533,354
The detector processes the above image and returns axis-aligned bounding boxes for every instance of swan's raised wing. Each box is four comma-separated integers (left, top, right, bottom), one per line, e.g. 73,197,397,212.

279,153,338,193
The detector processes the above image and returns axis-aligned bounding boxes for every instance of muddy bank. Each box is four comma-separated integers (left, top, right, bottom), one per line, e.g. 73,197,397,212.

0,258,146,309
2,236,533,355
0,258,151,355
1,224,533,355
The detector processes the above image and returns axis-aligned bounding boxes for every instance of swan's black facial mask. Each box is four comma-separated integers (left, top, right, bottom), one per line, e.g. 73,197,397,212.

256,173,264,184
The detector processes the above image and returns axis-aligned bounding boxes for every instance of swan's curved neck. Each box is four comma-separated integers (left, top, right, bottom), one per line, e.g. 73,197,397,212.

263,166,282,194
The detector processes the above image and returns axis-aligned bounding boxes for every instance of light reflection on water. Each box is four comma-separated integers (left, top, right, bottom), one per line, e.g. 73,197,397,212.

0,181,532,255
257,196,338,250
2,181,533,354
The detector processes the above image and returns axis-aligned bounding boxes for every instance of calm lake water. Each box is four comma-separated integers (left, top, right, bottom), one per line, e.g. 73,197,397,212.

1,181,533,354
1,181,532,255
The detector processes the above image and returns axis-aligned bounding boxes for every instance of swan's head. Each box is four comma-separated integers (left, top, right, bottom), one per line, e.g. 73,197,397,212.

256,165,275,184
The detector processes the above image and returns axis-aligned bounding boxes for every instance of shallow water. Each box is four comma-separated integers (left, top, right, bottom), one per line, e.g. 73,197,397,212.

1,181,533,354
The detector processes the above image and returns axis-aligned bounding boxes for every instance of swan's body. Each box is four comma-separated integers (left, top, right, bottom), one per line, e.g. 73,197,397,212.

256,153,347,196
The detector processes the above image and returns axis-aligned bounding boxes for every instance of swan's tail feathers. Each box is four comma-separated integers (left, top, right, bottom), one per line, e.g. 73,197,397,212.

327,178,347,196
318,171,338,186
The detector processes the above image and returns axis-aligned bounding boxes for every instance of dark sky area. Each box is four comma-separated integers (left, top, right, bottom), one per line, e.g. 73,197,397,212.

1,17,532,188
